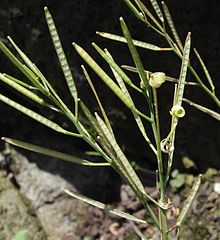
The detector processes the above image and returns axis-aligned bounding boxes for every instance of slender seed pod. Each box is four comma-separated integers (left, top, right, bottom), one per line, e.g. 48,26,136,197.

0,73,49,107
64,188,147,224
2,137,109,167
44,7,78,119
73,42,134,110
175,32,191,106
96,31,171,51
0,93,80,137
176,175,202,227
149,0,164,22
162,2,183,51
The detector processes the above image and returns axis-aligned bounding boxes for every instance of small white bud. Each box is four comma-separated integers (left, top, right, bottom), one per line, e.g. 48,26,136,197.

140,80,145,89
149,72,166,88
170,105,185,118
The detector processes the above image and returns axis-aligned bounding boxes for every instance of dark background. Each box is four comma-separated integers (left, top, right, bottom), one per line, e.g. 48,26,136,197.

0,0,219,201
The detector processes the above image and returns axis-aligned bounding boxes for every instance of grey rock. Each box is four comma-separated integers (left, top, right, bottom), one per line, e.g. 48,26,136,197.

7,147,89,240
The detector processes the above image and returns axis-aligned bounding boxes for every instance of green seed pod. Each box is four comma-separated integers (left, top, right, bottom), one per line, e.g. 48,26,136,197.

149,72,166,88
170,105,185,118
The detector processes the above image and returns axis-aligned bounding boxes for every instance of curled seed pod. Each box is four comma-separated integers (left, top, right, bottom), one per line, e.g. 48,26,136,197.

149,72,166,88
170,105,185,118
161,139,174,154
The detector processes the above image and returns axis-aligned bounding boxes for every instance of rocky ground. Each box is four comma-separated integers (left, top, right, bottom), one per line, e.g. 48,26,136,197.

0,146,219,240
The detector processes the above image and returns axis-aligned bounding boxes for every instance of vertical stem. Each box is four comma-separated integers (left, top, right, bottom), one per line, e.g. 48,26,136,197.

164,119,177,186
152,88,164,186
152,88,169,240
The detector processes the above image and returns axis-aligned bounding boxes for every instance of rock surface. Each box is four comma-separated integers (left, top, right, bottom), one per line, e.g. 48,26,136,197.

0,169,47,240
2,147,89,240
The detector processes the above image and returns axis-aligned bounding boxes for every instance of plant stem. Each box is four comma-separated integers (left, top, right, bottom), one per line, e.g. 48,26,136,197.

144,13,220,108
152,89,164,187
163,31,220,108
152,88,169,239
188,65,220,107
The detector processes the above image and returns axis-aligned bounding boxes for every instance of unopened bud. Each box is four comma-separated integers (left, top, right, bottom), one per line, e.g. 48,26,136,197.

149,72,166,88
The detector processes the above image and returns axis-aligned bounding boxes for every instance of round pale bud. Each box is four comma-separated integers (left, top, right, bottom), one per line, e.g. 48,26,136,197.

170,105,185,118
149,72,166,88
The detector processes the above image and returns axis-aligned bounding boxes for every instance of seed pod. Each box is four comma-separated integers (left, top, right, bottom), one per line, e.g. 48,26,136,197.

149,72,166,88
170,105,185,118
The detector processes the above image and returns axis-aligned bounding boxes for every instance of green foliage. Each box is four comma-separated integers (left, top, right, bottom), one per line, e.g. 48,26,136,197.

170,170,185,190
11,230,27,240
1,0,219,239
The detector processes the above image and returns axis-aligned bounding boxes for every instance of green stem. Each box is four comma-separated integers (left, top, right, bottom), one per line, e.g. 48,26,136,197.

163,31,220,108
152,88,169,240
141,197,160,229
188,66,220,107
152,88,164,190
126,0,220,108
134,108,153,122
164,110,178,187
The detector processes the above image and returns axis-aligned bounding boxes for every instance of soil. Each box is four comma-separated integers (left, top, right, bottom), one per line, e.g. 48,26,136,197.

0,159,47,239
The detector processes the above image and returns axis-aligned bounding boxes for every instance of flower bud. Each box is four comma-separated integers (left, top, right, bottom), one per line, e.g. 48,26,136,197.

170,105,185,118
149,72,166,88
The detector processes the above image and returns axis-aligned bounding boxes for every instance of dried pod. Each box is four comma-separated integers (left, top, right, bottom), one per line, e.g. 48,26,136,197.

149,72,166,88
109,222,120,236
170,105,185,118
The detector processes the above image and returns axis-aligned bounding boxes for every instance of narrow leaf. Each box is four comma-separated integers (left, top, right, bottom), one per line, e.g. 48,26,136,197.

183,98,220,121
76,120,115,168
176,175,202,227
0,93,80,137
85,151,102,156
95,113,145,192
81,65,113,134
0,38,46,92
104,49,132,99
120,17,149,91
44,7,78,118
122,0,145,22
1,31,78,124
2,137,109,166
79,100,115,162
7,36,51,94
3,73,38,90
72,42,134,110
7,36,41,77
79,100,109,140
93,113,143,194
64,188,147,223
135,0,164,32
96,31,171,51
162,2,183,51
92,42,142,93
194,48,215,93
12,229,27,240
0,73,51,108
95,113,159,206
133,0,145,14
105,49,156,154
